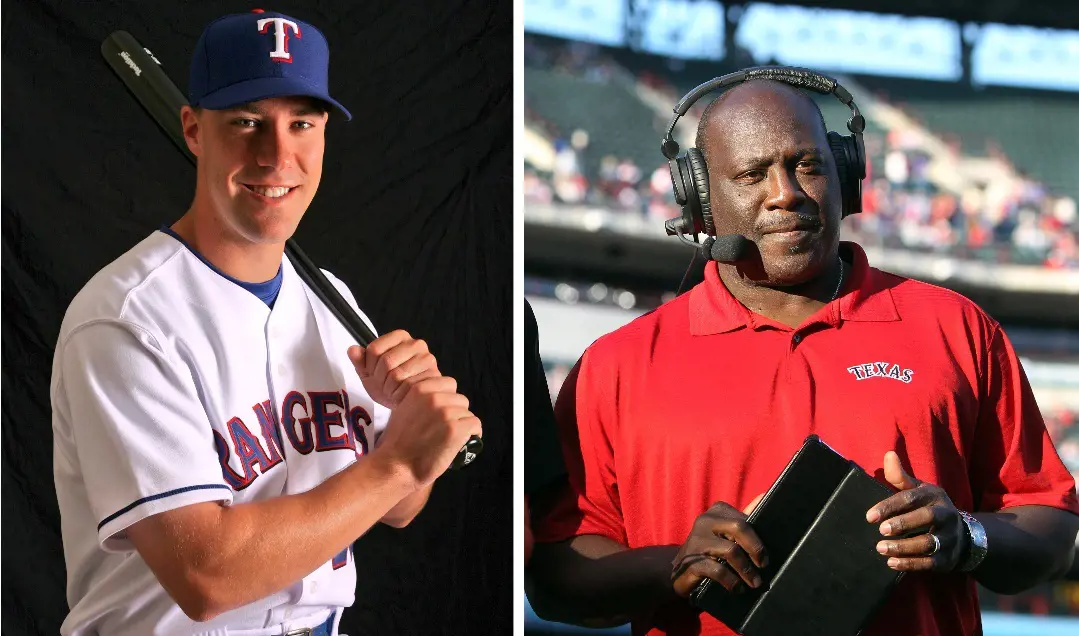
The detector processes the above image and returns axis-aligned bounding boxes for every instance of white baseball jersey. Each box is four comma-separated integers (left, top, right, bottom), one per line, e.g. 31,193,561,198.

51,229,390,636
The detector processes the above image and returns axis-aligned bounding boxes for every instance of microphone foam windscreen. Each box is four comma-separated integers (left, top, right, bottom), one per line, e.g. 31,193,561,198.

710,234,752,263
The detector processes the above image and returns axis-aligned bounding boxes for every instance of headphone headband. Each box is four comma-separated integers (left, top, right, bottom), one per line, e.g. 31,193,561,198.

661,66,864,160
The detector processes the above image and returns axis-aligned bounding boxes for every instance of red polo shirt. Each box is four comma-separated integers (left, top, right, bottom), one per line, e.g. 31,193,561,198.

533,242,1079,636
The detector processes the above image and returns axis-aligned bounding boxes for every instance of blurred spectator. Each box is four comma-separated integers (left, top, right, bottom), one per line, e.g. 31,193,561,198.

884,149,910,185
552,139,580,178
524,169,554,205
1046,232,1079,270
615,158,642,186
1013,209,1051,262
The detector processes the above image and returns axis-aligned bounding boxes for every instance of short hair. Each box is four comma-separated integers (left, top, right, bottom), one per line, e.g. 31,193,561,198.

694,80,829,162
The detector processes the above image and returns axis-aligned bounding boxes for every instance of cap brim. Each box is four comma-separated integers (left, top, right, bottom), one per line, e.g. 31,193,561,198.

195,77,352,121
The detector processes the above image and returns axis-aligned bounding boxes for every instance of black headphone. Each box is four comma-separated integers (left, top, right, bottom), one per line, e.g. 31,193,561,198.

662,66,867,251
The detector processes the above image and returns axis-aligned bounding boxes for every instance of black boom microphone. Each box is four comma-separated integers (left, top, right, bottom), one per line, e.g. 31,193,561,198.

666,217,755,295
663,217,752,264
704,234,753,263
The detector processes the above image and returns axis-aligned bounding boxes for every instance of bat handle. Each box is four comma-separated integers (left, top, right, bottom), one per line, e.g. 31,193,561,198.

451,436,484,470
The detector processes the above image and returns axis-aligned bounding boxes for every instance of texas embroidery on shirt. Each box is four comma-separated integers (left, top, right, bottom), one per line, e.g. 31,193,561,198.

846,362,914,384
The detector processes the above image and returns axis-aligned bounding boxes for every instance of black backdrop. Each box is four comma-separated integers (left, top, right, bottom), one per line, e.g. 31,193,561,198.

2,1,512,634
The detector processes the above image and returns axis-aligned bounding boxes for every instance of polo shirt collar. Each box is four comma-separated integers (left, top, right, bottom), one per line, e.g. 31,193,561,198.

688,241,900,336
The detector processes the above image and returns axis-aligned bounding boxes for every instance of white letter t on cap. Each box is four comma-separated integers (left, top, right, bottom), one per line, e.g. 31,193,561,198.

257,18,302,62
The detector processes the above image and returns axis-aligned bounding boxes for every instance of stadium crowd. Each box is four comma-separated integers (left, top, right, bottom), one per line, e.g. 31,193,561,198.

524,37,1079,269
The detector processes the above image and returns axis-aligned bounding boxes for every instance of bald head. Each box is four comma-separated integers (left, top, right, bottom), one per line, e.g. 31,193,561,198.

687,78,844,289
695,80,828,165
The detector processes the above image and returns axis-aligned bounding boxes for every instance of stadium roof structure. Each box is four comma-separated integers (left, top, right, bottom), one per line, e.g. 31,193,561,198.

774,0,1079,31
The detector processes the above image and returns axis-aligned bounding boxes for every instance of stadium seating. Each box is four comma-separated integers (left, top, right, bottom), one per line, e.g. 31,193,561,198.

524,66,663,181
854,76,1079,202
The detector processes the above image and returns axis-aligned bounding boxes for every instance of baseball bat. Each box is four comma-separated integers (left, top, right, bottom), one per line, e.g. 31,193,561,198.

101,30,482,470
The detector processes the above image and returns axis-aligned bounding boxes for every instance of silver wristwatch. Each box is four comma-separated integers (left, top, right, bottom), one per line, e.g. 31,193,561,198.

957,510,988,572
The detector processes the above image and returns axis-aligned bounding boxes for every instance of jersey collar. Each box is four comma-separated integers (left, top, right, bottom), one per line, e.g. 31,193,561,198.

689,241,900,336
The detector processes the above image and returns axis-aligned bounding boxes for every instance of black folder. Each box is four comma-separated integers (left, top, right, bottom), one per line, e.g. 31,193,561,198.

689,435,904,636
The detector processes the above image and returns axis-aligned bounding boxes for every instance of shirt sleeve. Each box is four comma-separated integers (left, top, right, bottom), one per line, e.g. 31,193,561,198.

53,321,233,552
969,324,1079,514
531,347,628,546
524,300,567,495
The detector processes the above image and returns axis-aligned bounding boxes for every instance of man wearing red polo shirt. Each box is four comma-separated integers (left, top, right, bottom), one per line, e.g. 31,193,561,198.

526,79,1079,636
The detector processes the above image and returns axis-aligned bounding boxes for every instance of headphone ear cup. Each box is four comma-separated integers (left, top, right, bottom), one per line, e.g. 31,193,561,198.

671,154,702,234
845,134,865,216
827,131,855,218
685,148,713,236
673,153,705,234
669,158,688,206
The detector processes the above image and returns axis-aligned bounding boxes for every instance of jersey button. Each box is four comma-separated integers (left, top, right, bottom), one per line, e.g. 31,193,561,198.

792,333,802,344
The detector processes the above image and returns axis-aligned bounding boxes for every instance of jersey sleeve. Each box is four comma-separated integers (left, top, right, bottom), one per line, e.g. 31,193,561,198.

53,321,233,552
531,348,628,546
968,324,1079,515
320,269,391,434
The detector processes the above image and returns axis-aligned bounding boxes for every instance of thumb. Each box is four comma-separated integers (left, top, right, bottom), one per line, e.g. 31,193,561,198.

743,493,765,516
883,451,918,490
347,345,365,367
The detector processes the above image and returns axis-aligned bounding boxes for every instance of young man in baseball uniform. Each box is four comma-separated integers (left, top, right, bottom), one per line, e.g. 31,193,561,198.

51,10,479,635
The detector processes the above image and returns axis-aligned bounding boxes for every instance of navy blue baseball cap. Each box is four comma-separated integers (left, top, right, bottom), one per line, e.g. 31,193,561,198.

188,9,352,120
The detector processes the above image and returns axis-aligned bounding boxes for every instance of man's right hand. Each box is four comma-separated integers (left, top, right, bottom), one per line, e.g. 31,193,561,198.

371,376,482,488
671,497,768,598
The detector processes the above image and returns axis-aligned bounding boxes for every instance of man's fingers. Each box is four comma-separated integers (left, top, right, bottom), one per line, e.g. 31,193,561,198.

711,519,769,570
677,554,748,595
380,352,440,396
456,414,483,440
876,533,940,557
742,493,765,516
360,330,417,376
885,556,938,572
390,367,442,404
882,450,919,491
372,341,431,381
409,376,461,397
675,499,772,598
877,505,936,537
867,452,922,524
867,486,931,525
695,543,763,589
670,554,705,597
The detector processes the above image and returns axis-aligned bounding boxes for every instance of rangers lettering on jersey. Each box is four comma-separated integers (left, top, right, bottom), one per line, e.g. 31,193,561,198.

215,391,372,490
257,17,301,62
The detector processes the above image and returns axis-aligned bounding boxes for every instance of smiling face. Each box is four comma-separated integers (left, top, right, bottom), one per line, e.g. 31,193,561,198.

697,81,843,287
182,96,329,246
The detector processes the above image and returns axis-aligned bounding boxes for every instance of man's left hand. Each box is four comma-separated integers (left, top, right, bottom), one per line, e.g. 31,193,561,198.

866,451,968,572
347,330,441,409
